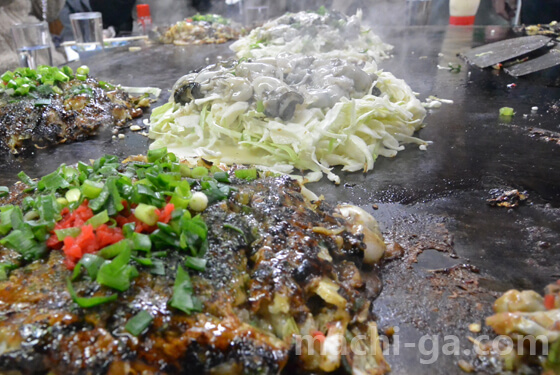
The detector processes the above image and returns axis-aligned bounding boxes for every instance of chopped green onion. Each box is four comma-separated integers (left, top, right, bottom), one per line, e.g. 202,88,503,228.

0,262,16,281
62,166,79,181
169,181,192,210
98,81,115,90
0,208,14,235
146,172,180,190
179,164,192,177
185,256,207,272
179,215,207,255
33,98,51,106
37,170,70,191
256,100,265,113
130,232,152,252
37,194,58,224
65,188,81,202
151,226,180,249
17,171,36,189
85,210,109,228
157,221,178,237
53,70,69,82
96,165,118,177
1,71,13,82
34,98,52,106
0,206,23,235
169,266,201,314
22,196,35,210
166,153,177,162
76,65,90,76
0,186,8,198
26,220,50,241
14,84,30,96
189,191,208,212
169,193,190,210
0,228,47,261
81,180,104,199
72,253,105,280
123,222,136,237
224,223,244,235
209,165,221,174
234,168,258,181
107,218,118,228
96,247,138,292
23,210,39,221
150,259,166,275
0,150,217,316
446,63,461,73
213,171,230,183
6,79,17,89
132,184,164,207
131,255,153,266
134,203,158,226
56,197,69,207
191,167,209,179
147,147,167,163
89,177,123,215
38,84,56,95
54,227,82,241
200,179,229,204
98,239,131,259
66,278,117,308
125,310,153,336
499,107,514,117
9,206,24,229
62,66,74,78
77,161,91,174
94,153,119,170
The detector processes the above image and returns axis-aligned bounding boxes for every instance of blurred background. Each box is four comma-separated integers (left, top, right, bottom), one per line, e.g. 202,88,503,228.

2,0,558,72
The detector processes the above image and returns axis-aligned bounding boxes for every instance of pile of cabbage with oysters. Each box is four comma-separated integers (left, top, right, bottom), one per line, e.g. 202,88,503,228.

230,9,393,64
149,9,427,183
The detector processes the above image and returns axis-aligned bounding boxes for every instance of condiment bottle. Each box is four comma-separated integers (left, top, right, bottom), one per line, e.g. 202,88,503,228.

136,4,153,35
449,0,481,25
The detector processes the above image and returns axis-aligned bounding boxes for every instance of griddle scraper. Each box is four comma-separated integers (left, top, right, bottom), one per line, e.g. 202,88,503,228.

504,46,560,76
460,35,552,68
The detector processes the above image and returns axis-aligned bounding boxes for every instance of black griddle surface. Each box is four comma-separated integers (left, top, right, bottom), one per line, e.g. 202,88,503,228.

1,27,560,374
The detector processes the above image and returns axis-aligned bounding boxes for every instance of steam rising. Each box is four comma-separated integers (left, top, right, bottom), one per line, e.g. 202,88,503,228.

137,0,409,27
332,0,408,27
137,0,197,25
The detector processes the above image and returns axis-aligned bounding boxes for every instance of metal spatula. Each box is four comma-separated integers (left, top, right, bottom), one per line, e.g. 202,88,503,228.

505,46,560,76
460,35,553,68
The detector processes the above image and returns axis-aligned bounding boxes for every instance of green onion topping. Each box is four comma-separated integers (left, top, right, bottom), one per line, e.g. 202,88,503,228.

125,310,154,336
0,148,238,316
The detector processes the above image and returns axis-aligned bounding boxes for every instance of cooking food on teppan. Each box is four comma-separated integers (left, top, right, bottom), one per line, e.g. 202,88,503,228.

1,1,560,374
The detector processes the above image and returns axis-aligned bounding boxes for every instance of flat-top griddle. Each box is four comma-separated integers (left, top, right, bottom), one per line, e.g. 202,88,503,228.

1,27,559,374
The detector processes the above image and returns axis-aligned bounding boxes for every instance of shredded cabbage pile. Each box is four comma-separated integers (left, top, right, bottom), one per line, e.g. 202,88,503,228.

148,9,428,183
148,66,426,184
230,10,393,64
